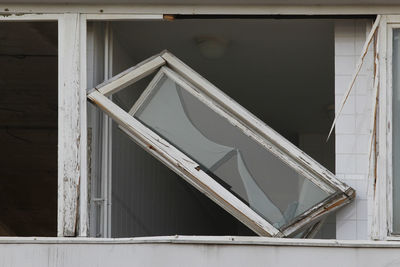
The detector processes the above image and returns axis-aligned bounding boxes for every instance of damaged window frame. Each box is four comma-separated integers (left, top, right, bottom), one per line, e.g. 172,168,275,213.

363,15,400,241
88,51,355,237
376,15,400,241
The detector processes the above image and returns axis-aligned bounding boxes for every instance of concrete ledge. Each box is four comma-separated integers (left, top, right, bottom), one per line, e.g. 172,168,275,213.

1,236,400,267
1,235,400,247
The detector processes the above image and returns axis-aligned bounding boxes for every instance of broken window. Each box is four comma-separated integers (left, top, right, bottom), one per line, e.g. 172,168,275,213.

88,51,355,237
393,28,400,234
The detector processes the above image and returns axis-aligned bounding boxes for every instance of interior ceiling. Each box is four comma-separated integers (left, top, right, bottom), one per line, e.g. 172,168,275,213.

0,0,397,4
112,19,335,138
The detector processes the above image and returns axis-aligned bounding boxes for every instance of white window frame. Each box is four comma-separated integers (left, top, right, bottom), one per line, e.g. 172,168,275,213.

0,13,89,237
88,51,355,237
0,12,164,238
375,15,400,241
3,8,383,239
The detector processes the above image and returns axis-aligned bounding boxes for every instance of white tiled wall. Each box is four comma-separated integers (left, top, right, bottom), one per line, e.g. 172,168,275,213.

335,19,374,240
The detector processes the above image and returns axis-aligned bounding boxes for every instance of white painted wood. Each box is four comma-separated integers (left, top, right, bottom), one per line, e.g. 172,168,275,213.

86,14,163,20
88,90,281,237
79,14,89,237
386,15,400,24
58,13,87,237
0,4,399,15
161,51,351,195
386,22,394,237
96,55,166,96
376,16,400,239
367,23,381,240
0,13,59,20
372,15,388,240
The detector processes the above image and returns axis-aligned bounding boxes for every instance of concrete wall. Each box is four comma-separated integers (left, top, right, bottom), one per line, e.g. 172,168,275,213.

2,237,400,267
334,19,374,240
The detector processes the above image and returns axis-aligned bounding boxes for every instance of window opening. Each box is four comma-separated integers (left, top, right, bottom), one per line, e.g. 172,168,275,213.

88,51,355,237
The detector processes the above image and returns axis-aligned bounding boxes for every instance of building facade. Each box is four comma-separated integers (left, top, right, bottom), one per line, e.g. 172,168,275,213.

1,1,400,266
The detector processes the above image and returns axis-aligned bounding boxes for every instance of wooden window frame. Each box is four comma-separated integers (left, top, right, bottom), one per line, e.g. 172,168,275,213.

0,12,164,238
375,15,400,241
88,51,355,237
0,9,368,239
0,13,89,237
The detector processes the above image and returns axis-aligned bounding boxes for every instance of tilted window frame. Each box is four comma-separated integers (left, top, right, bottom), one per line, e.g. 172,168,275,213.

87,51,355,237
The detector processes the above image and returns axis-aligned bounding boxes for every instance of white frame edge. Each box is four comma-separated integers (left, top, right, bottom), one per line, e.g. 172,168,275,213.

375,15,400,240
58,13,88,237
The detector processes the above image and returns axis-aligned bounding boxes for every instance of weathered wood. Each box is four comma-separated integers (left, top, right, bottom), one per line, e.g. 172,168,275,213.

78,14,88,237
369,19,382,240
0,13,59,21
58,13,87,237
96,55,166,96
386,20,395,237
371,15,388,240
280,188,355,237
127,67,164,115
88,90,281,237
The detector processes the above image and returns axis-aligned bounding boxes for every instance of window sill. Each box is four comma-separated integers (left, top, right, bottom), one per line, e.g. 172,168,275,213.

1,235,400,247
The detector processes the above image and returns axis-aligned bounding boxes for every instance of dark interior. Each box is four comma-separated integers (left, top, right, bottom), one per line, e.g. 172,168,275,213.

0,22,58,236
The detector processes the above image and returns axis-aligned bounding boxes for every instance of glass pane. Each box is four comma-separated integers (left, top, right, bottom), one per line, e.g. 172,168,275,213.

134,72,329,229
393,29,400,233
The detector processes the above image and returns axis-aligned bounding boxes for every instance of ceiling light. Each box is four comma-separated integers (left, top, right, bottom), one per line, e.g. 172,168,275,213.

195,35,229,59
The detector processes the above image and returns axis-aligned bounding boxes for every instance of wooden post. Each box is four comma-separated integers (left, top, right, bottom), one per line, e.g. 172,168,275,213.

58,13,88,237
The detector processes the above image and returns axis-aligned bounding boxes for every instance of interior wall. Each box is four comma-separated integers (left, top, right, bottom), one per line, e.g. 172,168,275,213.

334,19,374,240
104,18,336,238
0,22,58,236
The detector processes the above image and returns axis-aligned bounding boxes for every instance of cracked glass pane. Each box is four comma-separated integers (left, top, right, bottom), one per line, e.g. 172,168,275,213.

133,71,329,228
